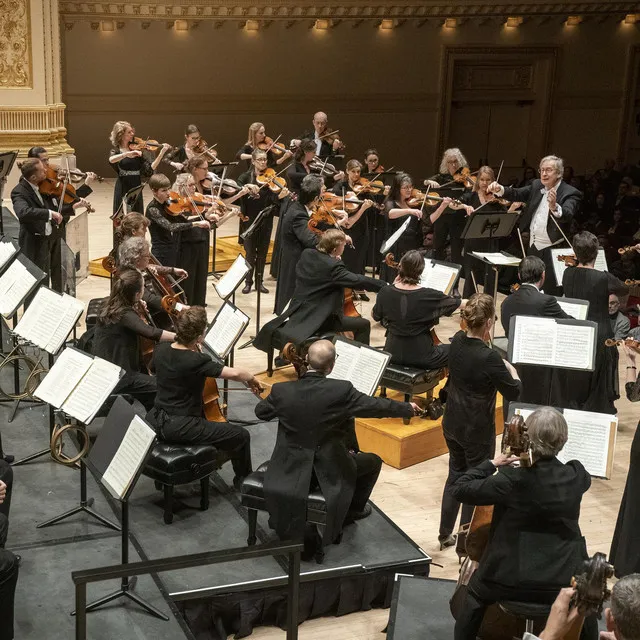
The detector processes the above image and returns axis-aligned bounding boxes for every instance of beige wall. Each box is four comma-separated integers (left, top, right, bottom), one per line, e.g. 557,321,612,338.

62,19,640,181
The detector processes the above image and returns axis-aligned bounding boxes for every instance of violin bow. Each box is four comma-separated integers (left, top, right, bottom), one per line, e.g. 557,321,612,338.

264,134,283,154
318,129,340,141
496,160,504,183
256,162,291,193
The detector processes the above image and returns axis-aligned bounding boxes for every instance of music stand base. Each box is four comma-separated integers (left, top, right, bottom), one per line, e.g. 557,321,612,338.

238,336,255,350
12,448,50,467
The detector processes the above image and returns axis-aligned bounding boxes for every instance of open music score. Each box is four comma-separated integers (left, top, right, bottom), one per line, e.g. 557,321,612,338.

213,254,251,300
420,259,461,295
380,217,411,255
14,287,84,354
203,301,249,360
470,251,521,266
551,247,608,287
34,347,123,424
511,403,617,478
555,296,590,321
0,257,40,317
508,316,597,371
0,240,17,271
327,336,391,396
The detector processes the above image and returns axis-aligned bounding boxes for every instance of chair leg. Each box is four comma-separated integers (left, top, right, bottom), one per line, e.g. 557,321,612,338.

267,345,274,378
379,386,387,398
163,484,174,525
200,476,210,511
403,392,412,425
247,508,258,546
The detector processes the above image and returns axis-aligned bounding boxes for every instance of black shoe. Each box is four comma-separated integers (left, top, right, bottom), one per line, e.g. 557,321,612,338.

2,454,14,464
259,284,269,294
358,292,370,302
274,356,288,367
241,283,252,294
345,504,372,523
438,534,457,550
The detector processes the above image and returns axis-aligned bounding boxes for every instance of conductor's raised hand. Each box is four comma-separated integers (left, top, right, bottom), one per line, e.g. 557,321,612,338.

487,181,504,196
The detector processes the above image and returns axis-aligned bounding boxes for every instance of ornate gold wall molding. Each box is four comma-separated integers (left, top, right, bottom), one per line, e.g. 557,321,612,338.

0,105,72,154
59,0,640,22
0,0,32,88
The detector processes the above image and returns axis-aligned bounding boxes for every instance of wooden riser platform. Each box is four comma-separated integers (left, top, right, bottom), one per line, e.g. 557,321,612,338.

89,236,274,278
255,366,504,470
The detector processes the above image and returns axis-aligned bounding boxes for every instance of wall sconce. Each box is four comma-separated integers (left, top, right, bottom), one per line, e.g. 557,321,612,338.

379,19,396,30
314,19,332,30
565,16,583,26
244,20,259,31
100,20,115,31
174,19,189,31
443,18,457,29
624,14,638,25
505,16,523,28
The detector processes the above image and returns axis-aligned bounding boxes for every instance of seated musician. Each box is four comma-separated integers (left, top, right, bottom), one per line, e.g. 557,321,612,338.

146,307,262,489
372,250,464,369
451,406,596,640
255,339,419,559
92,269,175,410
0,460,18,640
255,229,384,353
146,173,209,268
118,236,187,328
119,212,149,239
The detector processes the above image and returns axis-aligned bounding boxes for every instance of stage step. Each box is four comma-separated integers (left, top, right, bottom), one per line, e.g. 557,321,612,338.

89,236,274,278
255,367,504,470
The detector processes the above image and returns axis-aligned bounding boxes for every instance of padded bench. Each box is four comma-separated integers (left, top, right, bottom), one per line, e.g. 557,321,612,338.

498,600,551,636
379,364,446,424
142,443,227,524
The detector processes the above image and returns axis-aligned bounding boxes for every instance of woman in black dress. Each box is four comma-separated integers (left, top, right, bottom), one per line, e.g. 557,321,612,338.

372,250,462,368
610,343,640,577
331,159,377,276
381,173,458,283
92,268,175,410
550,231,619,414
146,306,263,487
438,293,521,550
108,120,171,214
286,140,317,197
237,122,292,170
164,124,207,172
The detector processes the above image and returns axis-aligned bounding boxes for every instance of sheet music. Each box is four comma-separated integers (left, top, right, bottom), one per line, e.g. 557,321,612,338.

420,260,458,294
0,241,17,270
556,299,588,321
34,347,92,407
380,217,411,255
471,252,521,266
0,260,37,316
327,339,360,381
554,323,595,370
551,248,608,286
101,414,156,499
327,339,389,396
511,317,556,366
47,294,84,353
62,357,122,423
214,254,250,299
204,303,249,359
558,409,617,478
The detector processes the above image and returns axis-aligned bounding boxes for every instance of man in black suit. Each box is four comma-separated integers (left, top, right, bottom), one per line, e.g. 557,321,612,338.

0,460,19,640
255,229,383,354
452,406,596,640
489,155,582,296
10,158,88,294
501,256,571,406
255,340,418,558
292,111,345,167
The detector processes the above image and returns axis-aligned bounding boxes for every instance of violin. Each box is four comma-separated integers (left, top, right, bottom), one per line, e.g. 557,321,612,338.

256,167,288,194
54,167,104,183
618,244,640,255
605,337,640,349
318,191,382,215
319,128,345,151
557,254,578,267
39,166,94,213
624,279,640,286
258,135,288,157
407,188,462,209
207,173,243,197
193,138,220,164
166,191,211,216
352,176,386,195
453,167,477,189
130,137,170,153
309,157,338,177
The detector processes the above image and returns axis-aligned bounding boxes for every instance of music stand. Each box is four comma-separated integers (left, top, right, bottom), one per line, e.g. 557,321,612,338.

0,151,18,237
462,212,519,293
239,203,276,349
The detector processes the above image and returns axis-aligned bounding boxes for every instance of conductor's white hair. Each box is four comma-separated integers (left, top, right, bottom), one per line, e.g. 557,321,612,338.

540,155,564,176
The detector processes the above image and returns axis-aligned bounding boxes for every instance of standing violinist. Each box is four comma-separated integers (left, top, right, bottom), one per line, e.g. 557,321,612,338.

286,140,317,197
291,112,344,161
237,149,289,294
145,173,209,268
363,148,385,176
146,306,263,490
165,124,206,172
10,158,89,297
425,148,472,266
92,268,175,411
381,173,458,283
237,122,293,170
27,146,98,199
108,121,171,214
330,159,377,277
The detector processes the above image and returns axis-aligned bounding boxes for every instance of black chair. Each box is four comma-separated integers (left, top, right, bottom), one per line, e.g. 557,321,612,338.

85,297,108,328
241,461,327,548
379,364,446,424
142,443,227,524
497,600,552,637
266,331,335,377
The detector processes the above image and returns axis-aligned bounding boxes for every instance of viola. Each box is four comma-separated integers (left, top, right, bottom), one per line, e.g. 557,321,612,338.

39,166,94,213
258,135,288,157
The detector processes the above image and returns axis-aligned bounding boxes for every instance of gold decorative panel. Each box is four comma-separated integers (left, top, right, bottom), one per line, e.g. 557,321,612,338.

0,0,32,88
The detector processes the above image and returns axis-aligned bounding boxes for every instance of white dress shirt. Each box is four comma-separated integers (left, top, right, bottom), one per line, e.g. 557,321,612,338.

313,132,322,156
530,181,563,250
27,181,55,236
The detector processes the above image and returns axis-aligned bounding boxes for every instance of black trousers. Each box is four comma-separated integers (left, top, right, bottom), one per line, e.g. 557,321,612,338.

455,573,598,640
152,243,179,269
147,408,253,479
180,241,209,306
0,461,17,640
244,218,274,286
113,373,157,412
434,213,465,265
528,244,564,297
439,434,495,538
319,315,372,346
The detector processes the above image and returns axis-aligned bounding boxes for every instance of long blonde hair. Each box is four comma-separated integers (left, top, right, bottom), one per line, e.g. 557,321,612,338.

473,166,495,192
246,122,264,148
110,121,133,148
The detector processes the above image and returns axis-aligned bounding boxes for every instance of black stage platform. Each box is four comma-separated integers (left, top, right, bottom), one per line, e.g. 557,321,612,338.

3,375,431,639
